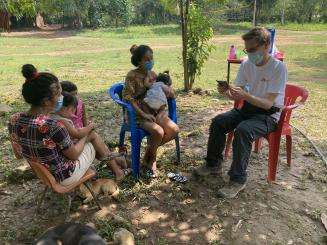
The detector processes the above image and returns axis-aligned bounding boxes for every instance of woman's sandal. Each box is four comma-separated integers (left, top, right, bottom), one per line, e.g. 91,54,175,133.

143,169,158,179
116,168,132,182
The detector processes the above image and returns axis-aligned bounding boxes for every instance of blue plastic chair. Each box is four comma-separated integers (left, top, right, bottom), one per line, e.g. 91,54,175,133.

267,28,276,54
108,82,181,178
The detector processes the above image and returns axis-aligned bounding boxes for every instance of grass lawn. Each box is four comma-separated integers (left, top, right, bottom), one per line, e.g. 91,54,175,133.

0,23,326,244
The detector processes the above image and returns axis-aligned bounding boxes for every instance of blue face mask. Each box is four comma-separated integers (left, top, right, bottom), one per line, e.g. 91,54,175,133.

247,50,264,65
144,60,154,71
54,95,63,112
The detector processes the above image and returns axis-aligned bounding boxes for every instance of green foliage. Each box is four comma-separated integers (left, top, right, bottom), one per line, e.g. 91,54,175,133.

3,0,36,19
133,0,176,25
102,0,131,26
284,0,326,23
1,0,326,28
187,4,214,89
223,0,326,24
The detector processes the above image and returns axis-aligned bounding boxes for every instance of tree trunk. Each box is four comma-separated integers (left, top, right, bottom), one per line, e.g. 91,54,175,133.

35,12,45,28
253,0,257,26
190,73,195,90
62,11,65,28
281,0,285,25
180,0,190,92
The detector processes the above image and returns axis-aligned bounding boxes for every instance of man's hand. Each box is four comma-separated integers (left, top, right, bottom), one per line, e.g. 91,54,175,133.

229,86,248,101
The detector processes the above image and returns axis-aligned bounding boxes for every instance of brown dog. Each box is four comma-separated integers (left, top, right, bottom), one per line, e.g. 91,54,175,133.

80,178,119,203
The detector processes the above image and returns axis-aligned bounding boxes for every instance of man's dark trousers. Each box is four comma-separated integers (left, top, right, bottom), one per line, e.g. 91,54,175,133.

206,109,277,184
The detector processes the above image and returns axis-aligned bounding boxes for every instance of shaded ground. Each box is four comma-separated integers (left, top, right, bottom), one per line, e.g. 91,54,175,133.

0,93,326,244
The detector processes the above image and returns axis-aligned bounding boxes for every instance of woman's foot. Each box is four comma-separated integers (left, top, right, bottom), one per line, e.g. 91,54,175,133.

115,168,132,182
143,168,158,178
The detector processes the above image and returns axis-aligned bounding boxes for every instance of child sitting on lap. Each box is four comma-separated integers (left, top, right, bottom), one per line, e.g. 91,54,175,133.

60,80,86,129
142,70,174,116
54,92,131,181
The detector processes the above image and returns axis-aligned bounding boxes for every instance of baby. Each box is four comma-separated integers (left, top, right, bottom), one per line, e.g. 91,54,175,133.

143,70,174,115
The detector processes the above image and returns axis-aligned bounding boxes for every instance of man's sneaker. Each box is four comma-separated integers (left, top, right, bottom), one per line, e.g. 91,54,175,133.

217,181,246,199
192,164,222,177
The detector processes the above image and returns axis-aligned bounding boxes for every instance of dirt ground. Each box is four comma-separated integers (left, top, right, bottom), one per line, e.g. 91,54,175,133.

0,92,326,245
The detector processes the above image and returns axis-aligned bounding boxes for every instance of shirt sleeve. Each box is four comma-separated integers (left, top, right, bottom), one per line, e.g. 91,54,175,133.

234,62,246,87
50,120,73,151
267,62,287,94
122,71,136,102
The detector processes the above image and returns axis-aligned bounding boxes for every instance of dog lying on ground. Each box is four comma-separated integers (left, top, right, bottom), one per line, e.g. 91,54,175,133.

36,222,106,245
80,178,119,203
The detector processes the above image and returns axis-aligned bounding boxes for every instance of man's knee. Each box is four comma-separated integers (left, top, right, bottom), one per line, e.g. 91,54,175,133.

235,122,252,138
210,113,229,132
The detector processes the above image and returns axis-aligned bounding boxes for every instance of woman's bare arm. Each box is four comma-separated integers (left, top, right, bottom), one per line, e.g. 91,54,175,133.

131,100,155,122
60,119,93,139
62,137,87,160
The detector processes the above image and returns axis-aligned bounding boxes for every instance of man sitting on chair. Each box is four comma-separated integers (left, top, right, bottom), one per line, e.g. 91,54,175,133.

193,27,287,198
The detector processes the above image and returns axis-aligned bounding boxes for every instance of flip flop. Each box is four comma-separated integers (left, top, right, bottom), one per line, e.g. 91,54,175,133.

167,172,188,183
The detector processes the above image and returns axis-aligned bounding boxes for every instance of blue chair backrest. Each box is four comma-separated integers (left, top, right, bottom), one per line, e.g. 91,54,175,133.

108,82,178,125
267,28,276,54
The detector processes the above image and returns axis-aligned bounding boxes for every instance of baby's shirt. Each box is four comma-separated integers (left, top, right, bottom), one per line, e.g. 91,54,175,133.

144,82,168,110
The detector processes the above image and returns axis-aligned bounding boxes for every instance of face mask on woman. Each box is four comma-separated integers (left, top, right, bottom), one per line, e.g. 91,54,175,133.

247,50,264,65
144,60,154,71
54,95,64,112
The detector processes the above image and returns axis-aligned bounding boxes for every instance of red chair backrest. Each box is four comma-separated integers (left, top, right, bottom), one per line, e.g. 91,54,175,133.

233,83,309,124
28,160,58,188
283,84,309,124
27,160,71,193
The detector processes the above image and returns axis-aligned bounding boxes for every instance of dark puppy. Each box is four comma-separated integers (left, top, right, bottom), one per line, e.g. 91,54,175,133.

36,222,106,245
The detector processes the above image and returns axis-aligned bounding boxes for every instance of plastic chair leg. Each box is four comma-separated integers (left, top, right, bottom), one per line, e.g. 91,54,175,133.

267,135,281,182
286,135,292,167
254,138,262,153
175,134,181,164
224,132,234,158
131,133,142,178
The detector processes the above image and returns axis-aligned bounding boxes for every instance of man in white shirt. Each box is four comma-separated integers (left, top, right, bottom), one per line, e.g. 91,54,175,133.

194,27,287,198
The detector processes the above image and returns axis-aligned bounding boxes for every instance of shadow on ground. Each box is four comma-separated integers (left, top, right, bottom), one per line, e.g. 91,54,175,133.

0,92,326,244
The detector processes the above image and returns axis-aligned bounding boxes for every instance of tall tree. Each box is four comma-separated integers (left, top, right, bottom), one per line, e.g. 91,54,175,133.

102,0,130,27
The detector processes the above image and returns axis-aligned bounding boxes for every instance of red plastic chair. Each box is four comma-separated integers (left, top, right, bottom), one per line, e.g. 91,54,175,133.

224,84,309,182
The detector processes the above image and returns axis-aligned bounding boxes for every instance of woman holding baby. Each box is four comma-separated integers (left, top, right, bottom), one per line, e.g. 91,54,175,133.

122,45,180,178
